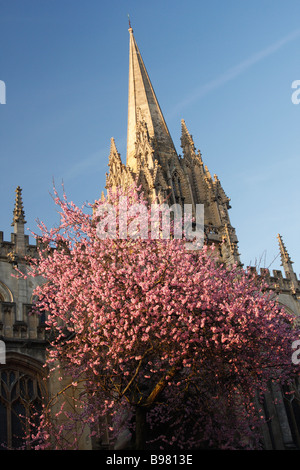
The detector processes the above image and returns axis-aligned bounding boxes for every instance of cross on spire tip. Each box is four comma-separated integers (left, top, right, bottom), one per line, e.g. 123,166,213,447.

128,14,133,32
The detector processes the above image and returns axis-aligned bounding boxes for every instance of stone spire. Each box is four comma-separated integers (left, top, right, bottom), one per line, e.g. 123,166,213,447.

277,233,298,292
127,25,177,172
106,24,240,266
12,186,26,226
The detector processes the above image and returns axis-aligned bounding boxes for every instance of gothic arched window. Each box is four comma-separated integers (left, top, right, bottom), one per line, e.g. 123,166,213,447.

0,281,13,303
0,359,45,449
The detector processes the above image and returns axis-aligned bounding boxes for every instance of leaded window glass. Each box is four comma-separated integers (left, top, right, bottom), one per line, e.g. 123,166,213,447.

0,368,43,449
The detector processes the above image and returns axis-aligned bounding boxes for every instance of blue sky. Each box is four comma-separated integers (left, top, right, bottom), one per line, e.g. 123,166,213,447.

0,0,299,274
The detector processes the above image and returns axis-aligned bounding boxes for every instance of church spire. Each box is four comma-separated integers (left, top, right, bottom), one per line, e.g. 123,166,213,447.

126,26,176,172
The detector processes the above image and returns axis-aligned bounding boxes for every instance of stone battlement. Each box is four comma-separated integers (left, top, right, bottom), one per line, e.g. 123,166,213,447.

0,230,39,263
247,266,300,295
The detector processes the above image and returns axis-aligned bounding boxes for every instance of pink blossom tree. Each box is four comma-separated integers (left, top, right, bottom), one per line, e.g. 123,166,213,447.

25,185,299,450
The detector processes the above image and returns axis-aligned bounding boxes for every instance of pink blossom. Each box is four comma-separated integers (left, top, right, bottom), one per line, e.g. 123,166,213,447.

22,183,300,450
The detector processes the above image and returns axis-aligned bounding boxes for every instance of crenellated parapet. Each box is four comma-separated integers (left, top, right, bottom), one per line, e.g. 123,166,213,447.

246,263,300,326
247,266,300,295
0,230,39,263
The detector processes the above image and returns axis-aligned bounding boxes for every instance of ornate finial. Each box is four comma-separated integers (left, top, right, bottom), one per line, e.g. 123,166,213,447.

12,186,26,225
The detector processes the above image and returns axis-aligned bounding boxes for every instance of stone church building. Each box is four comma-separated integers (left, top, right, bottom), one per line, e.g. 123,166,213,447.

0,25,299,450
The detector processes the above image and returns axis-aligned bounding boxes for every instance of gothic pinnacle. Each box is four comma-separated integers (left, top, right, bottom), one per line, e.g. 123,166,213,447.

12,186,26,225
277,233,293,265
180,119,196,154
181,119,193,143
110,136,119,152
277,233,298,292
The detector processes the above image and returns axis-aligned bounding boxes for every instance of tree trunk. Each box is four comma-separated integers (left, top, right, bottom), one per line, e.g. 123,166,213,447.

135,406,147,450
